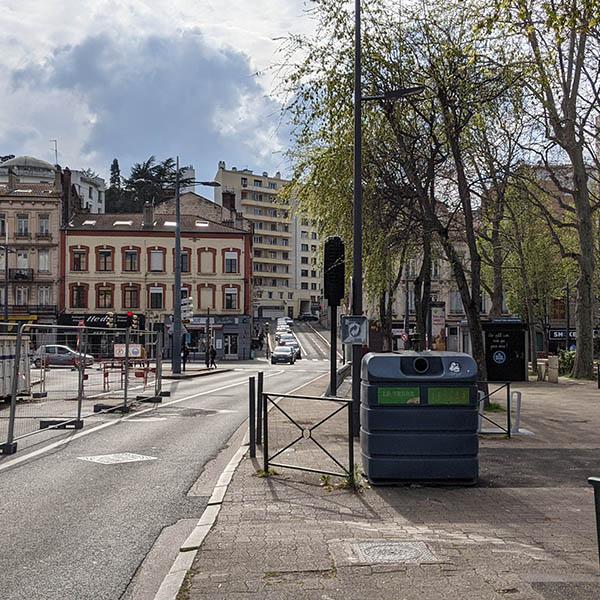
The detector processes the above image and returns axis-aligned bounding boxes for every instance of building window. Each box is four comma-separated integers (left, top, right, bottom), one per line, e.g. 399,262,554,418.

225,251,239,273
88,187,93,199
301,244,309,252
301,257,309,265
301,269,309,277
288,292,293,300
181,250,191,273
241,177,248,187
199,249,216,274
124,287,139,309
282,252,289,260
432,259,441,279
279,292,284,299
149,287,164,309
38,287,51,306
38,214,49,235
71,285,86,308
15,287,28,305
301,283,309,290
253,179,262,187
311,283,317,290
0,214,5,236
225,287,238,310
301,231,308,239
150,249,165,272
16,249,28,269
72,249,88,271
311,232,317,240
124,250,139,272
16,214,29,237
38,249,49,272
311,244,317,252
311,270,317,278
97,287,113,309
450,291,464,314
268,182,277,189
98,249,113,271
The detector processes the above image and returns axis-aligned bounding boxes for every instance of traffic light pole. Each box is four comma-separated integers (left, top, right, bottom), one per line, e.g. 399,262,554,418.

172,157,182,374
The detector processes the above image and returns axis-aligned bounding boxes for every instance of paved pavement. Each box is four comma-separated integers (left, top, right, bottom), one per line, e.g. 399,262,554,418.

0,354,330,600
183,378,600,600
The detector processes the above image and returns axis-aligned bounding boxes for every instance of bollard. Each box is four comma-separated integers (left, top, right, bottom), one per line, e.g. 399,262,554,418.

249,376,256,458
256,372,263,445
511,391,522,434
588,477,600,567
597,364,600,390
477,390,485,433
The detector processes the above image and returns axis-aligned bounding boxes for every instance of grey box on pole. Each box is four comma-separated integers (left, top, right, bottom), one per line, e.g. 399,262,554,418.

360,351,479,484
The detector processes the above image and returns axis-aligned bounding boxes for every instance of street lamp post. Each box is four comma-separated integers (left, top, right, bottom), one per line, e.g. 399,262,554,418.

170,161,221,374
351,0,424,434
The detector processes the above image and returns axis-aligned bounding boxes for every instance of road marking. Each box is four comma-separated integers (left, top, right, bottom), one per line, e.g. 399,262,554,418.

78,452,157,465
0,370,284,473
307,323,343,359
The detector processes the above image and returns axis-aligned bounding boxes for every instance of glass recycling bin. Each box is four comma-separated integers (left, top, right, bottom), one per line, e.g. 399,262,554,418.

361,351,479,484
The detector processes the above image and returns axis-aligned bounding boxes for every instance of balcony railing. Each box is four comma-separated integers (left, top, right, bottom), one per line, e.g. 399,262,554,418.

35,232,53,240
9,268,34,281
1,304,57,315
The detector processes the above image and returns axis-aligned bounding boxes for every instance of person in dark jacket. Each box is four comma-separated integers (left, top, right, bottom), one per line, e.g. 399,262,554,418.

182,343,190,372
209,345,217,369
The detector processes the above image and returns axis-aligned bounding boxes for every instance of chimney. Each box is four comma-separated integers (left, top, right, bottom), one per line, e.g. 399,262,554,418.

143,201,154,228
7,166,17,191
53,165,62,192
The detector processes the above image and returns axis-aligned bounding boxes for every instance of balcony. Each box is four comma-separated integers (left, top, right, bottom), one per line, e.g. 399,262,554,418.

35,232,53,241
3,304,57,316
9,268,34,281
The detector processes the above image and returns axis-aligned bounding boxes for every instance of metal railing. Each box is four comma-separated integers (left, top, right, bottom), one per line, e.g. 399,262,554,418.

477,381,513,438
0,322,163,455
248,375,354,483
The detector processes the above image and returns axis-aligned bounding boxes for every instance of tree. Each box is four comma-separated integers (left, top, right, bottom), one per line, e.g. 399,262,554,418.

486,0,600,376
109,159,121,189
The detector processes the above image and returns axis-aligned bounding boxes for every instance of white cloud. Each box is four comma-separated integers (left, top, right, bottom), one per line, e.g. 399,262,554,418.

0,0,314,178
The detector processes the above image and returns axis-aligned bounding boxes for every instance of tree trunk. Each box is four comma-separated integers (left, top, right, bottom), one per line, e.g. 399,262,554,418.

414,234,432,352
489,212,504,318
569,147,595,378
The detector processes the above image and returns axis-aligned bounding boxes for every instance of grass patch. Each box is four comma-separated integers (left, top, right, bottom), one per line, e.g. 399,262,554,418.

255,468,278,478
485,402,505,413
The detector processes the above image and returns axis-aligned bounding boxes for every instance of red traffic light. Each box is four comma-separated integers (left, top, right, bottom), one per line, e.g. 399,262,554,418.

127,311,134,318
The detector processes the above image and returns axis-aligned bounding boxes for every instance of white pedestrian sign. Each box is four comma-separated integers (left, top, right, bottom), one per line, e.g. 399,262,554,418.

341,315,368,345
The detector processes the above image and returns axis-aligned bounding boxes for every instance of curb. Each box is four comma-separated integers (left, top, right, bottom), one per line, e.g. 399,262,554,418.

162,368,233,380
153,444,248,600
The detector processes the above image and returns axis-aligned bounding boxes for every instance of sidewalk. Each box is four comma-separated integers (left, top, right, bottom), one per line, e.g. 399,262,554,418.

180,378,600,600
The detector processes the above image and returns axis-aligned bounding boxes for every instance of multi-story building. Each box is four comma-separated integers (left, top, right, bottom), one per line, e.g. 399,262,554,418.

0,155,106,213
214,161,322,318
60,203,253,360
0,169,62,325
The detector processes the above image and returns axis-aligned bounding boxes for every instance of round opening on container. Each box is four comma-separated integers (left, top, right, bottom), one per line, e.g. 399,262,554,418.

413,357,429,374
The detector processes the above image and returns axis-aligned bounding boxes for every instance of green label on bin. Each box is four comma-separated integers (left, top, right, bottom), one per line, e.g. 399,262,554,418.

427,387,471,405
378,387,420,405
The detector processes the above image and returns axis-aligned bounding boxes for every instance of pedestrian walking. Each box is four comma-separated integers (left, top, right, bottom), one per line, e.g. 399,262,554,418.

182,343,190,372
205,347,210,369
209,344,217,369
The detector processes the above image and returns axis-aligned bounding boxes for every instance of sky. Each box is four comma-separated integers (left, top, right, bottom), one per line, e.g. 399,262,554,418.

0,0,314,183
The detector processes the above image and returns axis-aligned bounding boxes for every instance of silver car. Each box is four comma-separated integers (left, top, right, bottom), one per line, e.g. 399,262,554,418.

33,345,95,368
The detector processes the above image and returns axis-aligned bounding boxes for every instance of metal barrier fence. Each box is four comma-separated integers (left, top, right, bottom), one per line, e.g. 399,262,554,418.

0,322,163,455
477,381,515,438
248,375,354,483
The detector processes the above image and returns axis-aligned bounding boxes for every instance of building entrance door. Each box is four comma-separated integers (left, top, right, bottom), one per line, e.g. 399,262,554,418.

224,334,238,359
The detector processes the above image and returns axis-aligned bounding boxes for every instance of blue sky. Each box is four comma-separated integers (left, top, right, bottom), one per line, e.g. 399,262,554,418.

0,0,312,182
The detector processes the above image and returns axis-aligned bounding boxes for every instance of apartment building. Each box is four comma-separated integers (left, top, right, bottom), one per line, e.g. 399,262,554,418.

0,172,63,325
60,204,253,360
214,161,322,318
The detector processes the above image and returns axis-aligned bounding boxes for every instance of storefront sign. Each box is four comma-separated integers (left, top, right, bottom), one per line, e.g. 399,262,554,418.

548,329,600,340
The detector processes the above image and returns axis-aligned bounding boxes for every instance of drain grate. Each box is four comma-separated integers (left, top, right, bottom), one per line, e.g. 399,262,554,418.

354,541,437,564
78,452,157,465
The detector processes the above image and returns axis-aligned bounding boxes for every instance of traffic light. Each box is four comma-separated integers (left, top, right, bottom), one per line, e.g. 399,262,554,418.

132,314,139,330
126,311,134,328
106,312,115,328
181,296,194,323
324,236,345,307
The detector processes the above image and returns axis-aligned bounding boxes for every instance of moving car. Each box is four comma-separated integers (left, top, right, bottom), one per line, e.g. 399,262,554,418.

298,313,319,322
33,345,95,368
275,328,291,342
271,346,296,365
281,339,302,359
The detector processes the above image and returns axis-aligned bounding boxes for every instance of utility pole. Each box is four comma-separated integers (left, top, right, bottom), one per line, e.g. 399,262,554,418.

172,157,182,374
50,139,58,165
351,0,363,436
3,226,9,324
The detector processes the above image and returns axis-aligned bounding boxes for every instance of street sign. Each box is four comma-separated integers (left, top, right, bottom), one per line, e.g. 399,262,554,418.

114,344,142,358
341,315,368,345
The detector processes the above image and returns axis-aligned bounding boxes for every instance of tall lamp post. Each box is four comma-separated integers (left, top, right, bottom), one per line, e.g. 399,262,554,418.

171,159,220,374
351,0,424,433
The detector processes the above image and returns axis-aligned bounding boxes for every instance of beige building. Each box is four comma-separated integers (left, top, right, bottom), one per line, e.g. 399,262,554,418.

214,161,322,318
0,173,62,324
60,204,253,359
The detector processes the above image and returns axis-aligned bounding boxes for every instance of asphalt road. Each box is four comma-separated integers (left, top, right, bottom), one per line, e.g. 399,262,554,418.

0,355,329,600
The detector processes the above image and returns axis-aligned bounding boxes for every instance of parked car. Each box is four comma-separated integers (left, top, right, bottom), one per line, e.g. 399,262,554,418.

33,345,95,368
298,313,319,322
278,317,294,327
271,346,296,365
275,328,292,342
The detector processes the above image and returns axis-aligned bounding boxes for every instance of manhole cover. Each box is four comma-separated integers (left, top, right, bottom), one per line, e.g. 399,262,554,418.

78,453,157,464
355,541,437,564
